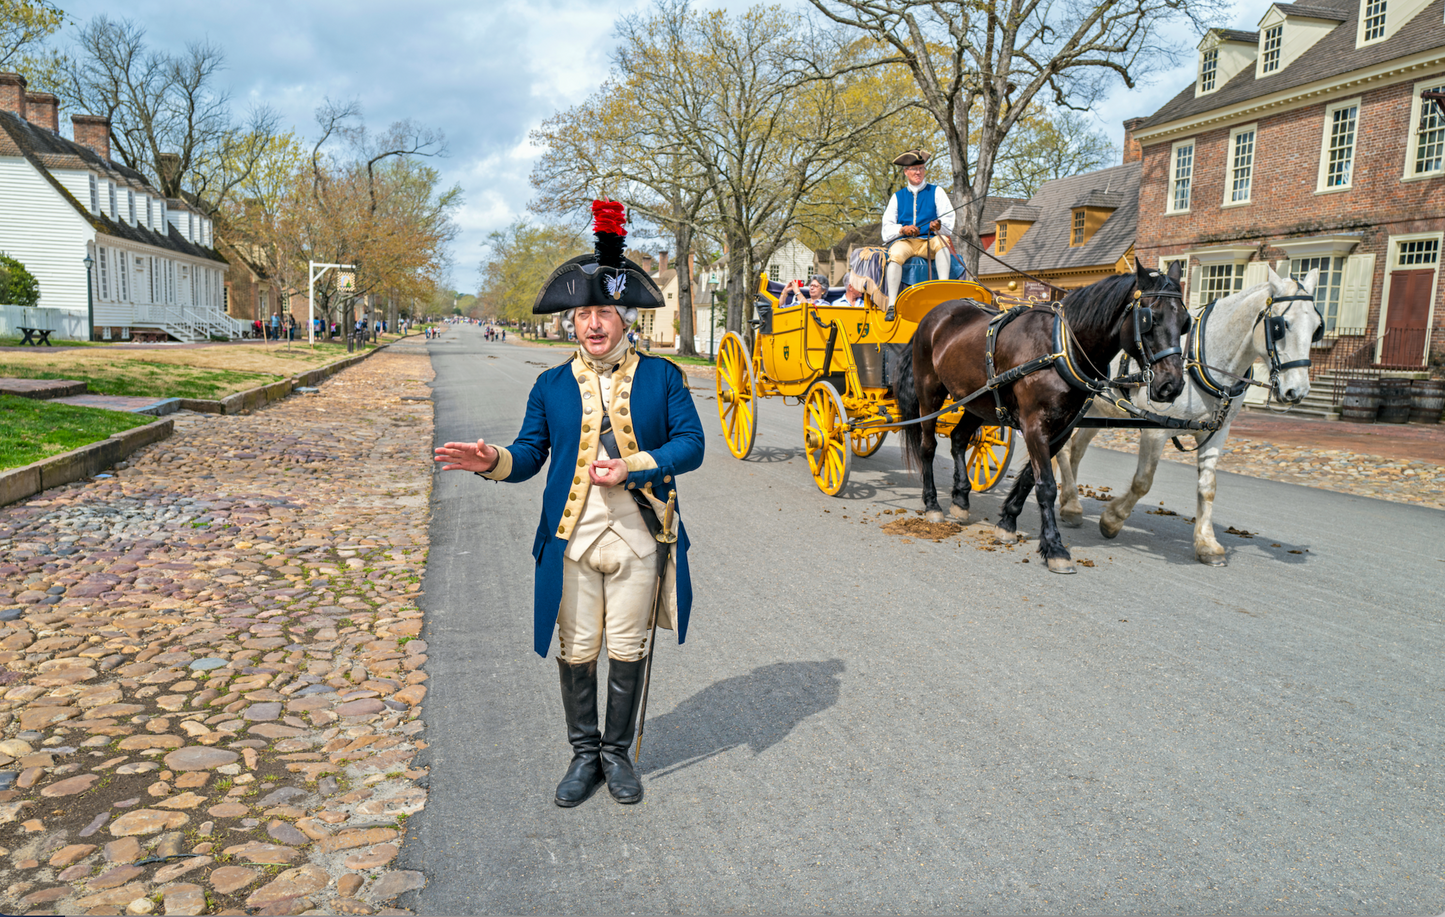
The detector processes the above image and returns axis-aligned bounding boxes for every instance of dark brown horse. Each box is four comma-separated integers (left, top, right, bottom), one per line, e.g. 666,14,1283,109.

896,260,1190,573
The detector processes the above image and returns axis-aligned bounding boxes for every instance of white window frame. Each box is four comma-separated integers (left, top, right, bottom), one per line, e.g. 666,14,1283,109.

1317,97,1362,193
1359,0,1387,44
127,189,136,225
1199,47,1219,93
1377,230,1442,362
1223,123,1258,206
88,174,98,213
1167,139,1195,214
1403,75,1445,180
97,245,109,300
108,182,117,220
1261,25,1283,74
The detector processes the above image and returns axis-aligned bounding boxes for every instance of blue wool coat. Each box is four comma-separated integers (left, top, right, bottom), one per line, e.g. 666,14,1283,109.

498,352,705,657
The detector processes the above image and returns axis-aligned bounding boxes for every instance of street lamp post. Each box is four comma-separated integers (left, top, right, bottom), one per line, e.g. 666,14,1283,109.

83,254,95,342
308,261,355,348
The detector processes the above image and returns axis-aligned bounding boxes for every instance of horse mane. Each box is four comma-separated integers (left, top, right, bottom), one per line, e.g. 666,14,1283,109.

1057,272,1138,338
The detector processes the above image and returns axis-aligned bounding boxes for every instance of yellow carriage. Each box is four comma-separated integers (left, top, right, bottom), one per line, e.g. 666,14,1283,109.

713,272,1015,496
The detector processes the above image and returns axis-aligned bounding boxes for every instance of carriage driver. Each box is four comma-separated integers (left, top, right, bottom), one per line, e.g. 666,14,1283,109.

433,200,705,808
882,149,954,319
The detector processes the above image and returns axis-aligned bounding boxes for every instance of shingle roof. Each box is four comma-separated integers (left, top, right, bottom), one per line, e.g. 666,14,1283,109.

1214,28,1261,42
979,161,1139,277
1071,190,1125,209
1271,1,1350,19
994,203,1041,222
1142,0,1445,131
0,109,227,264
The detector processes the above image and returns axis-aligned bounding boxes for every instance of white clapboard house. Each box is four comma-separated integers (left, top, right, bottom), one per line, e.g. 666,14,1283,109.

0,73,237,341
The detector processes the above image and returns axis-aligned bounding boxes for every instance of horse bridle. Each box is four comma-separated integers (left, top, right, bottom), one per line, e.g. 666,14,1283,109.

1256,291,1324,380
1121,283,1190,389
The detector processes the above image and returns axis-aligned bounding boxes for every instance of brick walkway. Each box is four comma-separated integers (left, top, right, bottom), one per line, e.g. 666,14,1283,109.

1087,409,1445,510
0,350,435,915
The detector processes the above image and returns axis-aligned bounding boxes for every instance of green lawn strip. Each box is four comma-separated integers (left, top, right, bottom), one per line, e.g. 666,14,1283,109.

0,337,113,348
0,361,277,400
0,394,155,470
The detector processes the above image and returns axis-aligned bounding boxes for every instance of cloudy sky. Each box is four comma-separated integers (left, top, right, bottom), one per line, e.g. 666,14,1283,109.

55,0,1256,290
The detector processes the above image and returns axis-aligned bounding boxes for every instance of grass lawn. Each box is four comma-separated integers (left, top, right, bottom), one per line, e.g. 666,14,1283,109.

0,339,385,400
0,394,154,470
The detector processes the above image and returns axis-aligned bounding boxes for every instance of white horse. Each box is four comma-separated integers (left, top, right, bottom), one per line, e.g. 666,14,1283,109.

1056,266,1323,565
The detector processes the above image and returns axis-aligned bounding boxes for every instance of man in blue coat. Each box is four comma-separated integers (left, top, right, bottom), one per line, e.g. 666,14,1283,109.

434,201,704,808
881,149,955,318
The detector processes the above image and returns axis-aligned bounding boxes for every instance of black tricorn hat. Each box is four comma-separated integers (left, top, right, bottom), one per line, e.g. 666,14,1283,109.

532,200,664,314
892,149,931,167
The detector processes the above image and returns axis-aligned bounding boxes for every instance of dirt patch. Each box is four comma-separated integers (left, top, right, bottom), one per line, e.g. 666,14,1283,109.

880,517,962,541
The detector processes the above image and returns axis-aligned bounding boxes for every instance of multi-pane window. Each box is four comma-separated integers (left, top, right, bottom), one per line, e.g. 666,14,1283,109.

115,250,129,303
1201,264,1244,302
108,183,117,219
127,190,136,224
1170,142,1194,211
1325,104,1358,187
1071,210,1086,245
1262,26,1283,73
1414,86,1445,174
88,174,98,213
1397,238,1439,266
97,246,109,300
996,223,1008,252
1290,256,1345,332
1200,49,1218,92
1363,0,1386,40
1229,129,1256,203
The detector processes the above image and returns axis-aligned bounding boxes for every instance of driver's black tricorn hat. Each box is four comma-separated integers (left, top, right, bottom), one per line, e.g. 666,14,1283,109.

892,149,931,167
532,200,664,314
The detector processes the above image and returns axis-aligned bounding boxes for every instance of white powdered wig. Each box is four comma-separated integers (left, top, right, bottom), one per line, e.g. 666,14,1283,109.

561,305,639,337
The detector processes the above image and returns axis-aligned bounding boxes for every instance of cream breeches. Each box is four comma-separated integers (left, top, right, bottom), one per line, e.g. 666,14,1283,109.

887,236,947,264
557,530,659,664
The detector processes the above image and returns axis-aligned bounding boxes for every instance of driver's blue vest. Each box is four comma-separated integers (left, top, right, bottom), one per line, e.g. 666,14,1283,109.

894,184,940,239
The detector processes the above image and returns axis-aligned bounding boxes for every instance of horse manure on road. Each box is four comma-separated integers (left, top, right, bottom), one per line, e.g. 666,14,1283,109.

881,517,962,542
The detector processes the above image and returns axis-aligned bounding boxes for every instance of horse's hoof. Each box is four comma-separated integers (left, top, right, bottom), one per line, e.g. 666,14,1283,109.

1059,511,1083,529
1046,557,1076,574
1197,553,1227,567
949,504,970,523
926,510,945,524
993,526,1018,543
1099,519,1122,540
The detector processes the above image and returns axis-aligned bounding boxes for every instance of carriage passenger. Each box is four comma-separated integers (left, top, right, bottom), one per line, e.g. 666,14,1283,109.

782,274,830,307
831,281,866,308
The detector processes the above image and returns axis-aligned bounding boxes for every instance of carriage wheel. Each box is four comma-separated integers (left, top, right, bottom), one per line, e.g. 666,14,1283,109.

967,425,1014,493
850,427,888,458
804,381,851,496
714,331,757,460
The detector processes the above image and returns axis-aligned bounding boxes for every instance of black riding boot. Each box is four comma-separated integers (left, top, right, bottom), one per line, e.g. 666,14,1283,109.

555,659,603,807
600,657,646,804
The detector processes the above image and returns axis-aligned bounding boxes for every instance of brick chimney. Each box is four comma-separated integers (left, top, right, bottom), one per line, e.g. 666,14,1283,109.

658,250,669,273
25,92,57,132
1122,117,1146,164
0,73,27,121
72,114,111,162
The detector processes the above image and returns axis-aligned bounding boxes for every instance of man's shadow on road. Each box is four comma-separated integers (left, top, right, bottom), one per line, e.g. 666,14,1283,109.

638,659,844,780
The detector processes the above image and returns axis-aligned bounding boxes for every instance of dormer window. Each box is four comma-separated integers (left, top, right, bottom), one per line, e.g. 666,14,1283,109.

1200,48,1218,92
1362,0,1386,40
1262,25,1282,73
1071,210,1086,246
996,223,1008,253
128,189,136,225
108,182,117,219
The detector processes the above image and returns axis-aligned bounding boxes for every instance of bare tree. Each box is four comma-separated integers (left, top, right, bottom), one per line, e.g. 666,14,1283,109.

807,0,1224,274
55,16,277,210
615,1,908,334
990,108,1118,198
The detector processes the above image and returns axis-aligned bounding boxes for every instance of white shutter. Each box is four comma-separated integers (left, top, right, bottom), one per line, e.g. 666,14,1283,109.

1336,253,1375,332
1188,264,1203,310
1242,261,1269,289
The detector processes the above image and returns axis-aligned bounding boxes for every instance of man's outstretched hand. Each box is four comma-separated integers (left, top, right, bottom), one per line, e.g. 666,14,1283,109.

434,439,498,474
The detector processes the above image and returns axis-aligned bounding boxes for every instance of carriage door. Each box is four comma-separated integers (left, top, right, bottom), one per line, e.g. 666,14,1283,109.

1381,235,1439,366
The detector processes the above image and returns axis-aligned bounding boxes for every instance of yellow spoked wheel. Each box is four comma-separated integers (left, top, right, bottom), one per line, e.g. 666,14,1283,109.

714,331,756,459
804,381,851,496
850,427,888,458
967,425,1014,492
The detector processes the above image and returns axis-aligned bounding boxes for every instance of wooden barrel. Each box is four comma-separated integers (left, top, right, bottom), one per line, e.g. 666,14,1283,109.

1377,379,1413,424
1340,379,1380,423
1410,379,1445,423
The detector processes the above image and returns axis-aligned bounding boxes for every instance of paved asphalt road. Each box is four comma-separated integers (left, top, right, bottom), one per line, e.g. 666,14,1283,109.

399,324,1443,915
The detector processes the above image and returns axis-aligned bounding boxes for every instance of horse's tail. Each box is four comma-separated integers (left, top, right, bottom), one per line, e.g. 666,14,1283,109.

894,343,923,474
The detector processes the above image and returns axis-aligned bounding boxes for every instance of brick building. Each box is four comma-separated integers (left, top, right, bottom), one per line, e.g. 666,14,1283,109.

1133,0,1445,370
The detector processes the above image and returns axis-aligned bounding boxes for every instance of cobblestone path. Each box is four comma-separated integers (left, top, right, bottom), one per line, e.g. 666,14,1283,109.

0,349,435,915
